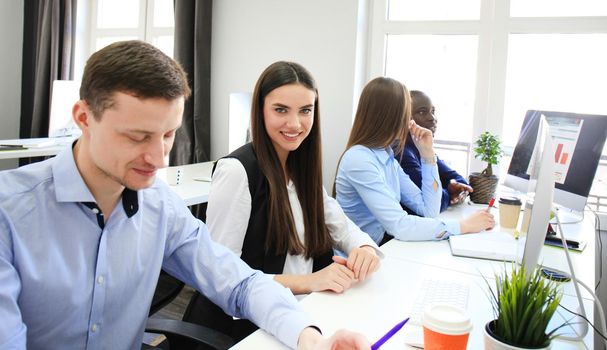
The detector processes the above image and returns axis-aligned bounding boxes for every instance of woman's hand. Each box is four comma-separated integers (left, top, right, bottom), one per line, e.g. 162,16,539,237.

309,261,356,293
339,246,380,282
460,209,495,233
408,120,435,159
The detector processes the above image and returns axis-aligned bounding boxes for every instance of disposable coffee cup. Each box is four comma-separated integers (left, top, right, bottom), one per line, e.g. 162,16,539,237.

498,196,522,230
423,304,472,350
166,167,183,186
520,201,533,236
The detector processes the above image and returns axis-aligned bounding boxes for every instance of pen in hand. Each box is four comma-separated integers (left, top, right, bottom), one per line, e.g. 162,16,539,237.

371,317,410,350
486,198,495,212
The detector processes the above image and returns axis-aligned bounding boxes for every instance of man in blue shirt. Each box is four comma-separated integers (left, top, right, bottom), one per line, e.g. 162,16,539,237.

395,90,473,213
0,40,369,350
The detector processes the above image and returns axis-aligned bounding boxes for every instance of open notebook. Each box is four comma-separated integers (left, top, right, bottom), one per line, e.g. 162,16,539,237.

449,231,520,262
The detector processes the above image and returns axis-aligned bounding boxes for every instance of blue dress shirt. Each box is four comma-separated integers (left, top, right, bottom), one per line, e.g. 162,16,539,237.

396,138,469,213
0,147,313,350
335,145,460,244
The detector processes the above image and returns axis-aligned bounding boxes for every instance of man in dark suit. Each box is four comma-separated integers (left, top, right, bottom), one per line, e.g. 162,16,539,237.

396,90,473,213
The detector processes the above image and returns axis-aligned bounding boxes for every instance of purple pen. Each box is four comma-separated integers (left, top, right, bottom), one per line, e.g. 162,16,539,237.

371,317,410,350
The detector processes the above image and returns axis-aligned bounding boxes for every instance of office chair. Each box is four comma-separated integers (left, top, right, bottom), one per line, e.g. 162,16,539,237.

143,271,235,350
180,291,259,345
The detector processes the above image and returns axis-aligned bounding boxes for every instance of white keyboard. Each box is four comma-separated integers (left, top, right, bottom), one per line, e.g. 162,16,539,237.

409,279,470,326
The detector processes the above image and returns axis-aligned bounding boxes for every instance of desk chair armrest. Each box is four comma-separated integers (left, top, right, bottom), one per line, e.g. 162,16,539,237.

146,318,235,350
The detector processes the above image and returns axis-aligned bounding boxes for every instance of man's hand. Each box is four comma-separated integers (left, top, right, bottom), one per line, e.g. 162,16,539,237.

447,180,473,205
408,120,435,159
298,327,371,350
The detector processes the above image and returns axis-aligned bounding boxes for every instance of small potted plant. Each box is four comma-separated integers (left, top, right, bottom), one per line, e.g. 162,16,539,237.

469,131,503,204
484,265,563,350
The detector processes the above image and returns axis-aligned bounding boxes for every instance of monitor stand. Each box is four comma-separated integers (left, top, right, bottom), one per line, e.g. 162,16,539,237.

553,206,584,225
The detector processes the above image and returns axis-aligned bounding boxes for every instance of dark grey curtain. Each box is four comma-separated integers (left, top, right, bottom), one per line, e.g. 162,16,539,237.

20,0,76,141
170,0,213,166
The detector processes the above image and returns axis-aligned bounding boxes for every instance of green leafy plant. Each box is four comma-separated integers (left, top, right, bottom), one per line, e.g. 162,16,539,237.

473,131,503,176
485,265,564,348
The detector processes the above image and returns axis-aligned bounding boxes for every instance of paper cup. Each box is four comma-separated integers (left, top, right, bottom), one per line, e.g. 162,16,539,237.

423,304,472,350
498,196,522,229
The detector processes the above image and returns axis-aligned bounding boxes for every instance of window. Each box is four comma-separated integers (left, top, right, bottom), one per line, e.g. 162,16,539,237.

388,0,480,20
370,0,607,206
385,34,478,143
90,0,174,57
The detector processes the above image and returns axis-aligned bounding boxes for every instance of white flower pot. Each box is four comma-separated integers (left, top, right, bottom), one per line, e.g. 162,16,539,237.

484,321,551,350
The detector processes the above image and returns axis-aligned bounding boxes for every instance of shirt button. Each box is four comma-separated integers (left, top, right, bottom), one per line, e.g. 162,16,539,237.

92,208,99,214
97,276,104,284
91,323,98,332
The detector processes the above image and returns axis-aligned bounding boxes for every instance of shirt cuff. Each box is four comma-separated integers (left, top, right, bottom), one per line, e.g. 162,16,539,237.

280,312,318,349
420,154,437,165
421,162,441,187
438,219,461,239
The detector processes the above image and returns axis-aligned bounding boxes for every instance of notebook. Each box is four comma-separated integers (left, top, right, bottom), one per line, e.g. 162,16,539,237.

449,231,519,262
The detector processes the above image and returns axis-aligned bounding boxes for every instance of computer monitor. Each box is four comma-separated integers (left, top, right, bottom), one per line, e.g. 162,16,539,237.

519,116,589,338
228,92,252,153
504,110,607,215
48,80,81,138
519,116,555,273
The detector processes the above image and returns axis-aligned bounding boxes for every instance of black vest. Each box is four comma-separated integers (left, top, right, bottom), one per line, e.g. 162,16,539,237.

185,143,333,342
214,142,333,273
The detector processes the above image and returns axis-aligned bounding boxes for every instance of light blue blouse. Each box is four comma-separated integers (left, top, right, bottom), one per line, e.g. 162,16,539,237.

335,145,460,244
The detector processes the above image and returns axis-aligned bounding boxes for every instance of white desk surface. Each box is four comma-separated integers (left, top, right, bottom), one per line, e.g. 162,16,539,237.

233,256,593,349
157,162,214,206
233,201,596,349
381,201,596,300
0,137,73,160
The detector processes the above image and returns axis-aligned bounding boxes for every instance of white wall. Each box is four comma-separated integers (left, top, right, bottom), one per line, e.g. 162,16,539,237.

0,0,23,170
211,0,367,188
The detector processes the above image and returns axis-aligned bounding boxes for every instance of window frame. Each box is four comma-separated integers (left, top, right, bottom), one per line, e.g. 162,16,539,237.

89,0,174,57
368,0,607,147
368,0,607,207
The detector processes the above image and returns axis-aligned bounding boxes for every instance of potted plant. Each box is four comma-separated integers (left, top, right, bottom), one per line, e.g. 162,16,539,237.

484,265,563,350
469,131,503,204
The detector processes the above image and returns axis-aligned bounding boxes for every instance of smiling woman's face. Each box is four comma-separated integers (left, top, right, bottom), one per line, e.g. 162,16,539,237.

262,83,316,164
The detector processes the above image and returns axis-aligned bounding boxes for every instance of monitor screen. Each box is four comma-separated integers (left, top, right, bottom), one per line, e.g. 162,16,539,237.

504,110,607,213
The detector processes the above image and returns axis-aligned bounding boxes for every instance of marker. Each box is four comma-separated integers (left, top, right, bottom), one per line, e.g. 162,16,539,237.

371,317,410,350
487,198,495,212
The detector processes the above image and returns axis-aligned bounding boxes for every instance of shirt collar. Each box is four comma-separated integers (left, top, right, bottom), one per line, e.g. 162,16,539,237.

370,147,394,166
52,143,139,218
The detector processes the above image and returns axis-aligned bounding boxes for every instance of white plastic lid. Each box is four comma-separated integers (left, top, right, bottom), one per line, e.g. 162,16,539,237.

422,304,473,335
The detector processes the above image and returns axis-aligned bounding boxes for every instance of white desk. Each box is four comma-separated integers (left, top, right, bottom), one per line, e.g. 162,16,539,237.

233,256,593,349
157,162,214,206
381,202,596,300
233,201,596,349
0,137,73,160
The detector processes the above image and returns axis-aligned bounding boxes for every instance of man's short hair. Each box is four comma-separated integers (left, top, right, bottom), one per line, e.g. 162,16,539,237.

80,40,191,118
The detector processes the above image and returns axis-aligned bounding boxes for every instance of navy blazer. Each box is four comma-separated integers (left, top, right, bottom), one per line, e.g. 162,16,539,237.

395,138,468,213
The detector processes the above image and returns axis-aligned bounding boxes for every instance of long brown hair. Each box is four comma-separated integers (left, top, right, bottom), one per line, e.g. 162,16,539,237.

333,77,411,196
251,61,333,259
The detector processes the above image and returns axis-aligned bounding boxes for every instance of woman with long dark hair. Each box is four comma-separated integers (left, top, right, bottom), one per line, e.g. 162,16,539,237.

334,77,494,245
199,61,381,340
